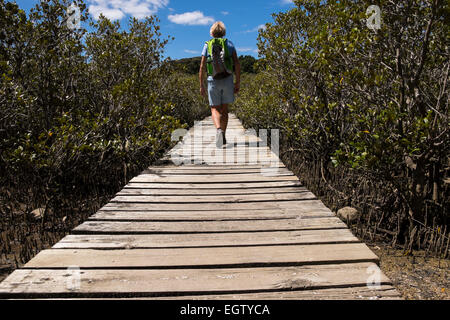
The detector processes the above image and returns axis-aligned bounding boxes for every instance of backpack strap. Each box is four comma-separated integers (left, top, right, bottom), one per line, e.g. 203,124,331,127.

206,39,214,76
222,38,234,72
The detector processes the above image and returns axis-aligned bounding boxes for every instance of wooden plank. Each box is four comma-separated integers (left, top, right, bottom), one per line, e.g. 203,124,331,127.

185,133,256,137
162,155,280,159
117,186,308,196
147,165,285,171
150,164,286,169
184,131,257,135
169,146,275,150
161,159,281,165
172,145,272,148
167,155,280,159
142,168,292,175
164,153,278,157
177,146,265,150
186,129,247,132
168,152,276,156
130,175,298,183
136,171,293,178
72,217,346,234
110,192,317,203
180,134,262,138
167,154,279,158
101,199,332,211
177,143,264,147
170,147,276,151
167,157,280,162
124,181,302,189
44,286,401,300
165,159,282,164
89,209,333,221
151,286,401,300
168,150,278,155
179,136,269,140
0,263,393,298
23,244,379,269
169,146,276,150
53,229,360,249
173,156,280,159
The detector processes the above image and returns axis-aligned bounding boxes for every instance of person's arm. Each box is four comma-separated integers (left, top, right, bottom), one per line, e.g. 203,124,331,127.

199,56,207,97
232,51,241,94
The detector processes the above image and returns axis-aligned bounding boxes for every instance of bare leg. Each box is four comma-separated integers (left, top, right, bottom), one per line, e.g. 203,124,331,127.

220,104,229,132
211,106,222,129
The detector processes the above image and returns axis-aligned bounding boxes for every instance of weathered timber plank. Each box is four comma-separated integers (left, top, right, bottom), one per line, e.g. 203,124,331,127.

149,164,286,169
110,192,316,203
150,286,401,300
23,244,379,269
89,209,333,221
64,286,402,300
116,186,307,196
124,181,302,189
53,229,360,249
167,151,278,155
171,146,276,149
0,263,392,298
160,159,281,165
134,172,294,180
172,145,272,149
163,159,282,165
167,154,279,159
168,153,277,157
142,168,292,175
72,217,346,234
168,146,276,150
176,143,264,147
179,135,262,139
101,200,331,211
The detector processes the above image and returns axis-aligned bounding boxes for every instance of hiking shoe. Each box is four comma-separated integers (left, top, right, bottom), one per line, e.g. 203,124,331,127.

216,129,224,148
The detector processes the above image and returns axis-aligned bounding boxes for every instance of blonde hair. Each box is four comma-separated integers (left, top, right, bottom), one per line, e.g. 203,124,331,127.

210,21,226,38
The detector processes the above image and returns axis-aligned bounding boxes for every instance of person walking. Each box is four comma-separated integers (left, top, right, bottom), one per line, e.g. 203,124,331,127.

199,21,241,148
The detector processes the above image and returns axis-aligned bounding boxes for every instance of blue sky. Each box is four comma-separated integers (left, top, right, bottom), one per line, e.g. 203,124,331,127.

12,0,295,59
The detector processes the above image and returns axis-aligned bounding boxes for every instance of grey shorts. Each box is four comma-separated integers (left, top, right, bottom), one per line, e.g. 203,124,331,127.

207,75,235,107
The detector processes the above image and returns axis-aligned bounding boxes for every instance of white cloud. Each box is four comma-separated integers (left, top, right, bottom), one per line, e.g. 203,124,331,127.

88,0,169,20
184,49,200,54
243,24,266,33
168,11,214,26
237,47,254,52
281,0,293,4
221,11,229,16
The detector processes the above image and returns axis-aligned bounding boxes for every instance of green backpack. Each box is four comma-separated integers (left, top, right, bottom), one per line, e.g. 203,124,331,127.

206,38,234,80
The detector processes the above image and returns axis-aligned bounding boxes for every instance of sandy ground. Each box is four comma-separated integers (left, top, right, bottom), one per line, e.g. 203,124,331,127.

369,243,449,300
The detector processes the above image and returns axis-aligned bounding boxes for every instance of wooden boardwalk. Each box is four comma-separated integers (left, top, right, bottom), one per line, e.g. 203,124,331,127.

0,114,401,299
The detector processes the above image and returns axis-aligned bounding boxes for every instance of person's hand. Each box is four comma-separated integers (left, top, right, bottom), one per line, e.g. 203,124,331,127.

234,82,240,94
200,85,207,97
